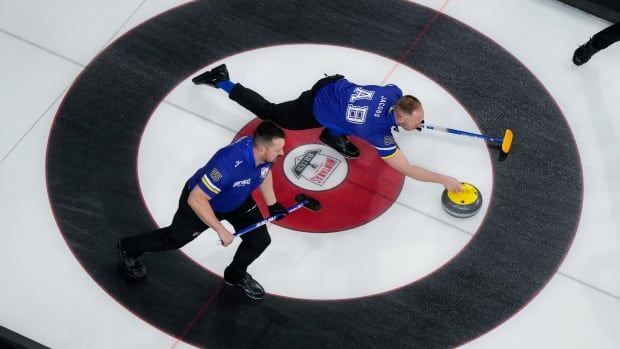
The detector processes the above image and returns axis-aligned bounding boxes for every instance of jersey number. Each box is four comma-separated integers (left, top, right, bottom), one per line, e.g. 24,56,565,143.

346,87,374,124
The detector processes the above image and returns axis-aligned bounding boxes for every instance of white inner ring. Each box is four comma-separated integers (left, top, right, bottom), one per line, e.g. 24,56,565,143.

138,44,493,300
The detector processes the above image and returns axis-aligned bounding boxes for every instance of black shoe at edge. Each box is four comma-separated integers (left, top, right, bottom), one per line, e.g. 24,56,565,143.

192,64,230,86
573,40,598,66
224,273,265,300
116,240,147,281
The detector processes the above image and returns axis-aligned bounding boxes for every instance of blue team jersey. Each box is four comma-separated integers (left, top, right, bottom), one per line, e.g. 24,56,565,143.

187,136,272,213
312,79,403,158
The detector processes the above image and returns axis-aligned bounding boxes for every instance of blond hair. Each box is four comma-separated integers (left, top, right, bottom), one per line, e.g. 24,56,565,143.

394,95,421,115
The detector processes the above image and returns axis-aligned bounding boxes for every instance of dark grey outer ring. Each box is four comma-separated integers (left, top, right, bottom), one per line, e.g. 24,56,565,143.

45,1,582,347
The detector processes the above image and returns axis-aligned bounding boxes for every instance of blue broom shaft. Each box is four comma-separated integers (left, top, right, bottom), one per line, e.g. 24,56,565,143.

422,124,503,144
233,200,307,237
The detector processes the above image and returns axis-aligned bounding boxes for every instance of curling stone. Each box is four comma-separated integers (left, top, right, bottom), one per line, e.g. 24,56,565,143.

441,182,483,218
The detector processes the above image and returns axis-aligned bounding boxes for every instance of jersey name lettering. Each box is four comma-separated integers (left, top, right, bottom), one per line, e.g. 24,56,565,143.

374,96,388,118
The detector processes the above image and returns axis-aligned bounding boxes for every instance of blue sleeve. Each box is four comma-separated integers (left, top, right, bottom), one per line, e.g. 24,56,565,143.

385,84,403,98
370,133,399,158
196,152,230,198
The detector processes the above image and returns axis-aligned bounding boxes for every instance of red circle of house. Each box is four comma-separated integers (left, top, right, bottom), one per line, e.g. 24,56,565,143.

235,119,404,233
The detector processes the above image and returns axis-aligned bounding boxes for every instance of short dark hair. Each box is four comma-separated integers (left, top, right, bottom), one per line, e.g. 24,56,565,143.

253,120,286,147
395,95,422,115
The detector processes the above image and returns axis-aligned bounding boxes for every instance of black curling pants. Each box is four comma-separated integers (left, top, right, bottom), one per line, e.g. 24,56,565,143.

592,22,620,50
121,184,271,283
227,74,345,130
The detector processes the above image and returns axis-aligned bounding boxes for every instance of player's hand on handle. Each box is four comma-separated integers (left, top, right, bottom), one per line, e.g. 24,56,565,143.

441,176,462,192
268,202,289,221
218,229,235,247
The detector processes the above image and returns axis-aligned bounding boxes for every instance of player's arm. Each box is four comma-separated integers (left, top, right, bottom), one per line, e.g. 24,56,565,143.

187,186,235,246
258,170,288,219
382,149,462,192
258,171,276,206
